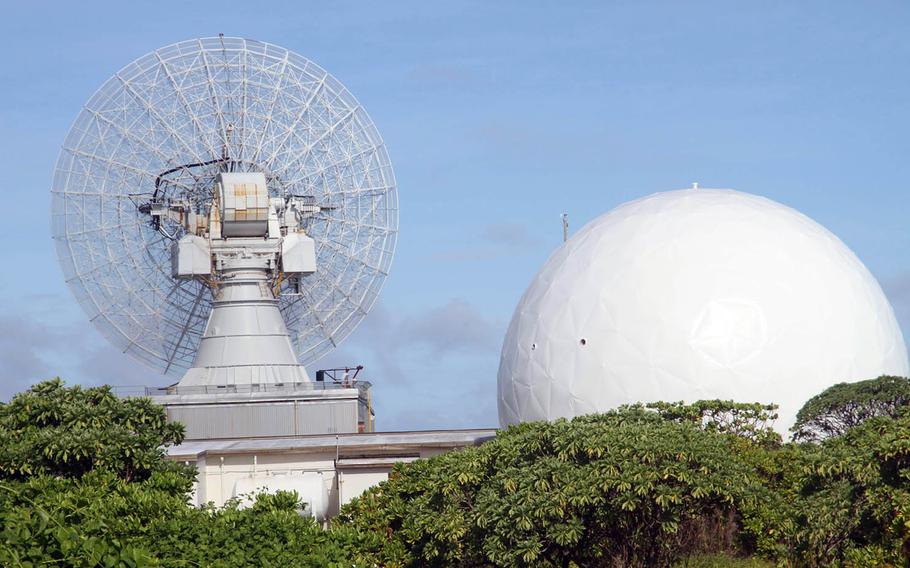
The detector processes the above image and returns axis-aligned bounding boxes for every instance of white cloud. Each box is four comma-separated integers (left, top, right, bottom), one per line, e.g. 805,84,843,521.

2,294,504,430
0,313,63,397
318,298,504,430
0,308,163,400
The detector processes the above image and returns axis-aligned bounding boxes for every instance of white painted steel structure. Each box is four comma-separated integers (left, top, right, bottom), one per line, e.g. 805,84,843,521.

51,37,398,382
498,188,909,432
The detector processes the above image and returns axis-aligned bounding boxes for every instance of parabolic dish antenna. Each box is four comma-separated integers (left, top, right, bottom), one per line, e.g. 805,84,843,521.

51,37,398,379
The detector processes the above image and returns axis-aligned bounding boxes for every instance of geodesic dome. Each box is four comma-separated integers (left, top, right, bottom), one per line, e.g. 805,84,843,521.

498,188,908,432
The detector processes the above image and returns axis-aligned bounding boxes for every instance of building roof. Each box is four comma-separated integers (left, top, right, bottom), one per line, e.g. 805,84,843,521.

167,428,497,460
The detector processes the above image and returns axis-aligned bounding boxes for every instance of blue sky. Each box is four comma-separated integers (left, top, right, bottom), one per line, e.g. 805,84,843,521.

1,1,909,430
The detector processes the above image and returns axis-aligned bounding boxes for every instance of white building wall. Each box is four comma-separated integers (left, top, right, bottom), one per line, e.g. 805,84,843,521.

338,469,391,508
169,429,497,515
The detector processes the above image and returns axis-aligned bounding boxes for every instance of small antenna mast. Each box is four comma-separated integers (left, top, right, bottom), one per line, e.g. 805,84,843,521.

562,213,569,242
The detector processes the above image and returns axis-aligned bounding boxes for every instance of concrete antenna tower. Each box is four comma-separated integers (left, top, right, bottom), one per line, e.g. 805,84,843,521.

51,38,397,421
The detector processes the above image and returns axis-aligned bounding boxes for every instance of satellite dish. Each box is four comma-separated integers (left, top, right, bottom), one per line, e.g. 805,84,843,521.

51,37,398,385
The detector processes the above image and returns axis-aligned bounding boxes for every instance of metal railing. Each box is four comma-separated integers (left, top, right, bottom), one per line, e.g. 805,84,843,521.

112,380,372,397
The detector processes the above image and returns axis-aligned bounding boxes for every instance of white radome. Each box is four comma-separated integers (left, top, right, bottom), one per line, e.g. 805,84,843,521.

497,188,909,432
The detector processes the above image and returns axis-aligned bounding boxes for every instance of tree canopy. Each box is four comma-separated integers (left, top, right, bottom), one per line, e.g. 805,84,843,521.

338,405,774,566
337,399,910,566
791,375,910,442
0,378,186,482
3,378,910,566
0,380,365,567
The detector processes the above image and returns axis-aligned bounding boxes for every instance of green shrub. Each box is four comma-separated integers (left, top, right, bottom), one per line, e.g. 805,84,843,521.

338,407,774,567
0,378,188,482
674,553,775,567
5,379,910,566
792,375,910,443
0,472,370,567
644,400,780,445
784,413,910,565
0,380,364,567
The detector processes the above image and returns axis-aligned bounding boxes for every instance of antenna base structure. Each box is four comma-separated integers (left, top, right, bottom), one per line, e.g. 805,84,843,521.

179,265,310,385
152,172,316,387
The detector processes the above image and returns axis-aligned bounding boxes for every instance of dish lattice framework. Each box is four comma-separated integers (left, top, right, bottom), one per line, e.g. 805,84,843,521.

52,37,398,376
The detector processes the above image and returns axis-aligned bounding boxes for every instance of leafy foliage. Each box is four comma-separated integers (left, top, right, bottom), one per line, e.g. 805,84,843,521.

791,375,910,443
782,413,910,565
643,400,780,445
674,553,775,567
4,378,910,566
0,473,370,567
0,378,187,481
339,397,910,567
0,380,366,567
0,472,378,566
338,407,774,567
0,471,183,567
